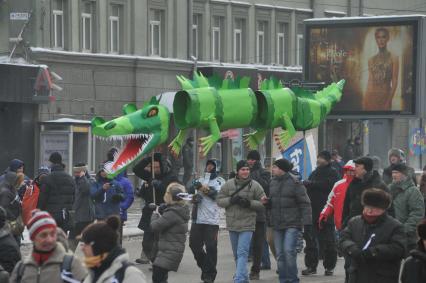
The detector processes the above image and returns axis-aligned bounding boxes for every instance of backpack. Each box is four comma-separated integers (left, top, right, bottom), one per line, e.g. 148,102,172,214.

111,261,134,283
21,182,40,225
16,255,75,283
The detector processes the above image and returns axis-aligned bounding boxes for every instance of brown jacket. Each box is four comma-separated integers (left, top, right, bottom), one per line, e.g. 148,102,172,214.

9,243,87,283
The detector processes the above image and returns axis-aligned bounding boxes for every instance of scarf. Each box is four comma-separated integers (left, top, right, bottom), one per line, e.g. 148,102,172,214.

32,247,55,265
84,253,108,268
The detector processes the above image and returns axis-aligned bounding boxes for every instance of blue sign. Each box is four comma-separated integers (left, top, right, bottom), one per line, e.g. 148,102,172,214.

282,138,314,179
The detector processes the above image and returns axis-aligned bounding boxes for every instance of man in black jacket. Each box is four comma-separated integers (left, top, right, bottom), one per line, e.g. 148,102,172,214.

246,150,270,280
339,189,405,283
342,157,389,228
37,152,76,234
133,152,179,264
302,150,340,276
0,206,21,274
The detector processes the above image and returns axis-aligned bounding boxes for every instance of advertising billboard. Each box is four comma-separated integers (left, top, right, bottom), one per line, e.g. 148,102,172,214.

305,16,425,116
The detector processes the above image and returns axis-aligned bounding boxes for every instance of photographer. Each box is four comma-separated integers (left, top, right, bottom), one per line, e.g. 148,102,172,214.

133,153,179,264
188,159,225,283
90,164,124,221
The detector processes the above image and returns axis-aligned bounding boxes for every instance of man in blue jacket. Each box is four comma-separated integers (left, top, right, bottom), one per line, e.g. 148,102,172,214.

115,172,134,244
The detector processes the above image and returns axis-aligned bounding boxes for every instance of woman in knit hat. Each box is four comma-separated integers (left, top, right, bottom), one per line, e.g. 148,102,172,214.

339,188,406,283
9,210,87,283
81,215,146,283
150,183,190,283
401,219,426,282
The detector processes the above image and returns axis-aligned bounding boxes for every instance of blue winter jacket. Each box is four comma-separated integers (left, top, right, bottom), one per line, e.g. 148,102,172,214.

115,173,134,221
90,175,124,220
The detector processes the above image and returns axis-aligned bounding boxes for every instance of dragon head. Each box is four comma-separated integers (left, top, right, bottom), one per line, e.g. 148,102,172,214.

91,97,170,177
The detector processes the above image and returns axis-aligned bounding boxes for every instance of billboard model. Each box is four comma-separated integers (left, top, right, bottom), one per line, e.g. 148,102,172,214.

305,16,425,116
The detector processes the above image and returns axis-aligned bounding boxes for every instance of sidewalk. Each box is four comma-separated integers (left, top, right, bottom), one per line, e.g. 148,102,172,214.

22,197,227,245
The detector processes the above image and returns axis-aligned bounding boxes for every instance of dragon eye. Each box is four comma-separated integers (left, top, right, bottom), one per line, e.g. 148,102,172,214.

147,108,158,117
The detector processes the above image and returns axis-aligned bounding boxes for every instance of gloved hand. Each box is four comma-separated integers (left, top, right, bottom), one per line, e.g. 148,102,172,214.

158,203,168,215
230,195,243,205
349,247,363,261
361,248,374,260
238,198,251,208
148,203,157,211
192,180,203,190
318,213,328,230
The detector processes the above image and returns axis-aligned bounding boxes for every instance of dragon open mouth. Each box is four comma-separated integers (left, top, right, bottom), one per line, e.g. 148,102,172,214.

96,134,153,173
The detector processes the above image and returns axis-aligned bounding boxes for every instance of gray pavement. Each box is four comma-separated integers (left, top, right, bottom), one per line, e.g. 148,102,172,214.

125,230,345,283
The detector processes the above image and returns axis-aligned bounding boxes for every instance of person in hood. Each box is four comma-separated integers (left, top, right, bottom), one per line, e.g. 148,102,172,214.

401,219,426,283
217,160,266,283
302,150,340,276
133,152,179,264
339,189,406,283
383,148,416,185
150,183,190,283
81,215,146,283
0,159,26,183
188,159,225,283
37,152,76,234
319,160,356,231
389,163,424,252
0,206,21,274
90,164,124,221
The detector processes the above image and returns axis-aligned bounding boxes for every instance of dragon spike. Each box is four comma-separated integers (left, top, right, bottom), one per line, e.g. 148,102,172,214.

240,77,250,89
194,72,210,88
149,96,159,105
177,75,194,90
122,103,137,115
336,79,346,91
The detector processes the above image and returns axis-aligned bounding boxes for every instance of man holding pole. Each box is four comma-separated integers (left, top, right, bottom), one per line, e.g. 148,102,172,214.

133,153,179,264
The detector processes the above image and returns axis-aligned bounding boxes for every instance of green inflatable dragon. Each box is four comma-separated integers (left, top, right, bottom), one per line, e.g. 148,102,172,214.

92,72,344,177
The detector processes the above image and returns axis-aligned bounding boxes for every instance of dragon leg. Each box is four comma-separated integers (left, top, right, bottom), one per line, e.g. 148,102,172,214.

199,115,221,157
168,129,188,157
243,129,267,150
274,113,296,152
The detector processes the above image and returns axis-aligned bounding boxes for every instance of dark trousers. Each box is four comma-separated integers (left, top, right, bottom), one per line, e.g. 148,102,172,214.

303,224,337,270
152,265,169,283
142,229,156,261
251,221,266,273
189,223,219,281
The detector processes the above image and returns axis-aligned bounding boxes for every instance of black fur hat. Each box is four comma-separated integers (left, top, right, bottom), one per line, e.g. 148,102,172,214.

361,188,392,210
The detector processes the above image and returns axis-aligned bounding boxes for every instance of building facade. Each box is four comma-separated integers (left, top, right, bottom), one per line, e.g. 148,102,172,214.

0,0,425,175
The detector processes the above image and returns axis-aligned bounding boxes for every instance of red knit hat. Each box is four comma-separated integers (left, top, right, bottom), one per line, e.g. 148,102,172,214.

27,210,57,240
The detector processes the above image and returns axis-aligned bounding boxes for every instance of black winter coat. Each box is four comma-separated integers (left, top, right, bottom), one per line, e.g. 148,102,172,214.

150,203,190,271
342,171,389,227
401,242,426,283
339,213,406,283
73,175,95,223
250,161,270,222
133,156,179,231
0,227,21,274
269,173,312,230
37,164,76,227
0,172,21,221
305,164,339,224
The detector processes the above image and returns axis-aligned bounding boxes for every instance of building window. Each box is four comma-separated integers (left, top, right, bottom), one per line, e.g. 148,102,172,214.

234,19,243,63
256,21,266,64
52,1,64,49
150,10,164,56
109,5,121,54
81,2,92,52
192,14,202,59
212,16,223,62
277,23,288,65
296,34,304,66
